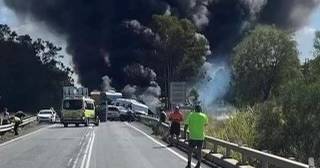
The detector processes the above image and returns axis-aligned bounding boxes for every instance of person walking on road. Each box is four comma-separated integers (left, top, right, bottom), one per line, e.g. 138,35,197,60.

184,105,208,168
168,105,183,146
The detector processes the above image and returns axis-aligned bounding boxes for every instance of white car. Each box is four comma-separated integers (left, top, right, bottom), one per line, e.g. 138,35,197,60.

107,105,127,121
37,109,57,123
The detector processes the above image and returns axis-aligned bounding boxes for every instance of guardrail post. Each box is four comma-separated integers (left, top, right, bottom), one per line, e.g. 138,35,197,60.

212,144,217,153
241,153,248,164
308,157,315,168
226,147,231,157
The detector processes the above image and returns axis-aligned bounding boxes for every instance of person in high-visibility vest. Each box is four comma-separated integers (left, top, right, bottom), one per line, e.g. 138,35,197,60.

184,105,208,168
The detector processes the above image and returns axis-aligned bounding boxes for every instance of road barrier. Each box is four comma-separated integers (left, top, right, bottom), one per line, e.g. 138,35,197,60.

138,115,310,168
0,116,37,134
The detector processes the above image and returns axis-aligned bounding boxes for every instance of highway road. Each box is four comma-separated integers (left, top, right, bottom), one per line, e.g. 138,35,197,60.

0,122,211,168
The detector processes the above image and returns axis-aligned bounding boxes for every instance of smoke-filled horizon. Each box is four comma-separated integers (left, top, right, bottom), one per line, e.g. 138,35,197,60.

4,0,320,91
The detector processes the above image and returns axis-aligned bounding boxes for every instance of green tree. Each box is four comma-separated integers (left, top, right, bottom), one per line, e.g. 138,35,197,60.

314,31,320,58
302,31,320,84
0,24,73,112
278,81,320,163
232,25,301,106
148,15,209,90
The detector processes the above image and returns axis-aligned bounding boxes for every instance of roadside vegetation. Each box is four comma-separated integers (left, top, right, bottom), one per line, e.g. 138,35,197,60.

207,26,320,164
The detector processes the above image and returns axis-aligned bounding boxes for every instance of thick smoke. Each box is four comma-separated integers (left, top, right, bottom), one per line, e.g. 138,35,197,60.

122,64,161,112
260,0,320,30
4,0,320,92
196,60,231,108
123,63,157,87
101,75,114,91
122,82,161,113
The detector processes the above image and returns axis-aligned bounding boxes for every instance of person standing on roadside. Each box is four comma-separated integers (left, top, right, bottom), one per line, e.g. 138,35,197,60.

184,105,208,168
10,116,21,135
168,105,183,146
153,108,167,135
1,107,10,125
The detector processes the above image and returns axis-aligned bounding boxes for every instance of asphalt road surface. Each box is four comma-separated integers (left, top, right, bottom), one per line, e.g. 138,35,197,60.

0,122,211,168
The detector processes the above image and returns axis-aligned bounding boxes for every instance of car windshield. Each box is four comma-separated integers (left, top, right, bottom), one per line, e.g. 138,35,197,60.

63,100,83,110
39,111,52,114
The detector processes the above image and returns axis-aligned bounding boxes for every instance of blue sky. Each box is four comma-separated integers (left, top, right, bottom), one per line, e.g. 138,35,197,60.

0,1,319,63
295,7,320,61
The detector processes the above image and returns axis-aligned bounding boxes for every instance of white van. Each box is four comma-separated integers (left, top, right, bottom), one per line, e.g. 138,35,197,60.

113,98,148,115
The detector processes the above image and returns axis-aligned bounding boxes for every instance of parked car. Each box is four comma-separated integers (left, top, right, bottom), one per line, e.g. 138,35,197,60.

37,109,57,123
107,105,127,121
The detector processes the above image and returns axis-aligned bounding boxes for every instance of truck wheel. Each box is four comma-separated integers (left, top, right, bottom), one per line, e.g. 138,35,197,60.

63,123,68,127
84,119,89,127
94,119,100,126
75,123,79,127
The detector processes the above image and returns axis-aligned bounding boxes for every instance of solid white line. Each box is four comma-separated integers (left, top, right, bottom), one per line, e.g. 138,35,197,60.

85,131,95,168
0,124,55,148
125,123,196,167
79,132,93,168
72,135,88,168
80,126,95,168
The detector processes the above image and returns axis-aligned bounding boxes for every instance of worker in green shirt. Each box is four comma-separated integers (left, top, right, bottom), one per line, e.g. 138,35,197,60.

184,105,208,168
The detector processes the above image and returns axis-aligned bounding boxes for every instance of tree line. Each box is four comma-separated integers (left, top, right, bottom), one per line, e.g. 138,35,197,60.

0,24,73,113
228,25,320,164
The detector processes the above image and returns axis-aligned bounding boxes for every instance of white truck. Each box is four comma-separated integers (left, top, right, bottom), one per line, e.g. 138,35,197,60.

113,98,149,116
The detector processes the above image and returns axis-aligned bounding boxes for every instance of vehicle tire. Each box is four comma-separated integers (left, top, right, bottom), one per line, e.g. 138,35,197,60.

75,123,79,127
94,119,100,126
63,123,68,127
120,116,124,122
84,119,89,127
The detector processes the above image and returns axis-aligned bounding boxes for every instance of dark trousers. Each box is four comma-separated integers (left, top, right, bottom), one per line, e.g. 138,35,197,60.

187,140,204,167
13,122,20,135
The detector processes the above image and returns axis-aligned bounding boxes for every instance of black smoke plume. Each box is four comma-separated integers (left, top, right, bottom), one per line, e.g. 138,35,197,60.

4,0,320,90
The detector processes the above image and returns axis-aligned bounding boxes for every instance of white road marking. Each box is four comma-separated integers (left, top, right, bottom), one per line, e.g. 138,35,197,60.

125,123,196,167
85,131,95,168
68,158,73,167
79,126,95,168
0,124,55,148
72,129,91,168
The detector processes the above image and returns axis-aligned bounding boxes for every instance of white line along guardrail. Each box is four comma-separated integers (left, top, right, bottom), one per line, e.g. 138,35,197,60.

0,116,37,133
138,115,309,168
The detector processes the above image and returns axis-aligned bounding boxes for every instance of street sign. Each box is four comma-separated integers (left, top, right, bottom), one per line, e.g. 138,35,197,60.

170,82,186,105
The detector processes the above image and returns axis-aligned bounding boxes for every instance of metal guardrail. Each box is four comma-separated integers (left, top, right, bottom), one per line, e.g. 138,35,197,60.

138,115,310,168
0,116,37,133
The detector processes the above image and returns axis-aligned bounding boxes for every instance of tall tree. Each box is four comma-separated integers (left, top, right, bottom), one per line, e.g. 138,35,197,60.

0,24,73,112
232,25,301,106
148,15,209,95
